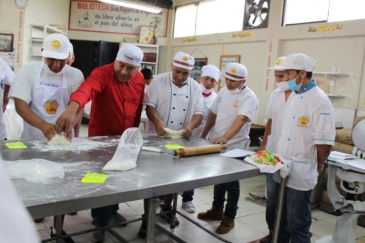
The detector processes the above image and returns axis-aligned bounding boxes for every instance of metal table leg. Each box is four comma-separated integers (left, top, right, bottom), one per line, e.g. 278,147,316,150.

272,177,287,243
170,193,178,228
146,197,157,243
54,215,66,243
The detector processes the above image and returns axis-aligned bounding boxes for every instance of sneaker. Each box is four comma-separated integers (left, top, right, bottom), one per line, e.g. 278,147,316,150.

50,227,75,243
91,229,106,243
159,205,180,226
181,201,195,213
260,232,272,243
34,218,44,223
138,218,147,238
110,212,127,227
216,217,234,234
197,208,224,220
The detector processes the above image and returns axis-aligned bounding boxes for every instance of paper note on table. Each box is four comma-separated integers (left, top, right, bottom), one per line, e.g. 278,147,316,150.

5,141,27,149
220,149,254,158
330,151,356,160
81,173,108,184
164,144,185,150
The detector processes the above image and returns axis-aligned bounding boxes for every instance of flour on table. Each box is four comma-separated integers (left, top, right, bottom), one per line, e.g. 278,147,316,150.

48,134,70,146
164,128,183,139
33,137,119,151
103,159,136,171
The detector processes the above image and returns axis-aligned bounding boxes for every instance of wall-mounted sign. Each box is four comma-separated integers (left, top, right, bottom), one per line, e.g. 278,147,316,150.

231,32,254,38
182,38,197,43
308,24,343,33
69,0,169,37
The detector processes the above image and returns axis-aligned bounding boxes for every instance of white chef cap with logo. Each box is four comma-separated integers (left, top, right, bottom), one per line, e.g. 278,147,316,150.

271,56,286,71
283,53,315,72
201,64,221,81
172,52,195,70
116,44,143,66
42,33,70,60
225,63,248,81
68,42,74,54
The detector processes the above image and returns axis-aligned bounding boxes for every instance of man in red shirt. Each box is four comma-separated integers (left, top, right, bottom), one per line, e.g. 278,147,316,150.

56,43,144,243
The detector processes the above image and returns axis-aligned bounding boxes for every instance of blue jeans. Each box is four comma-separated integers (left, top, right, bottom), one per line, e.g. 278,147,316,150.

286,187,312,243
212,180,240,219
266,174,313,243
182,189,194,202
91,204,119,227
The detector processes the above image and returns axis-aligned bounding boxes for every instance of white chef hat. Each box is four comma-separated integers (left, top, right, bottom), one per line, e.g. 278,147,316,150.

116,44,143,66
283,53,315,72
42,33,70,60
172,52,195,70
201,64,221,81
225,63,248,81
68,42,74,54
271,57,286,71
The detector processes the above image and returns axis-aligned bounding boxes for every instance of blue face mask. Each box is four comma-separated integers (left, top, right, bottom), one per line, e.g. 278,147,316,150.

287,72,303,92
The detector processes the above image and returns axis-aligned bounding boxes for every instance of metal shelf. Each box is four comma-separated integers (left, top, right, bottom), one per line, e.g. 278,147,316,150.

328,94,346,98
313,71,349,77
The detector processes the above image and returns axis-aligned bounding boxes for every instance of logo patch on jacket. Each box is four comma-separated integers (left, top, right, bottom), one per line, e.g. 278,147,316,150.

44,100,58,114
298,116,309,127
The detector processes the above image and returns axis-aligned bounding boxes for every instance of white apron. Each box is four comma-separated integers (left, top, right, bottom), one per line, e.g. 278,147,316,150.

21,63,69,140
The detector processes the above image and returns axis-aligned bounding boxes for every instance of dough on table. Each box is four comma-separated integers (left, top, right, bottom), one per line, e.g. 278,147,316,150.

48,134,70,146
163,128,183,139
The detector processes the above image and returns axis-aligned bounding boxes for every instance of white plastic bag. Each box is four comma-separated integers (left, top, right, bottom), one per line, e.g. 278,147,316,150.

4,159,64,183
103,128,143,171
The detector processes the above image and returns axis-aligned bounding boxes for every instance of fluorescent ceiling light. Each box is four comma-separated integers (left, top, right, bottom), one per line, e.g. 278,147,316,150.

99,0,162,13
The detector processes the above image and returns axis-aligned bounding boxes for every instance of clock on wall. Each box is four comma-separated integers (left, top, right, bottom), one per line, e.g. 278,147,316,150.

14,0,28,9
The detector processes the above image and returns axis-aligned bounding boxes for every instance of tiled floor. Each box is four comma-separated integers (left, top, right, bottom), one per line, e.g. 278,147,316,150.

35,176,365,243
35,125,365,242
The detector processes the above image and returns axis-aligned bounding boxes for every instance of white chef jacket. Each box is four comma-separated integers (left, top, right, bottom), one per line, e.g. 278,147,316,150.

0,58,14,139
0,160,40,243
210,86,258,150
192,91,217,138
265,88,288,153
143,72,204,134
276,81,336,191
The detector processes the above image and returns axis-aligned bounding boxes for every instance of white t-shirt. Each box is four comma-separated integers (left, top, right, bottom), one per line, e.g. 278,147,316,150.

0,160,40,243
9,61,84,104
0,58,14,139
265,88,288,153
277,84,336,191
192,91,217,138
143,72,204,134
210,86,258,150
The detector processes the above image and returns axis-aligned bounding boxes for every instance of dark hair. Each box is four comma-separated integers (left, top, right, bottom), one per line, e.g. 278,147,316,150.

141,68,153,80
295,70,312,79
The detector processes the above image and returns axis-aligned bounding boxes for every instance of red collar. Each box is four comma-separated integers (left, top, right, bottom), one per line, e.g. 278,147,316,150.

202,92,212,97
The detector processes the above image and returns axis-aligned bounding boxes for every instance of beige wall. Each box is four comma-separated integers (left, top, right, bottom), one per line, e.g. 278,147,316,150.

170,0,365,127
0,1,25,71
3,0,365,126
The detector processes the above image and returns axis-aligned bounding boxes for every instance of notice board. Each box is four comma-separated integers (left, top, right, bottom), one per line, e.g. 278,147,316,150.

69,0,169,37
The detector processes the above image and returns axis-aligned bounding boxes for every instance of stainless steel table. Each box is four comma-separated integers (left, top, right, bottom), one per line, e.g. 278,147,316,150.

2,135,259,243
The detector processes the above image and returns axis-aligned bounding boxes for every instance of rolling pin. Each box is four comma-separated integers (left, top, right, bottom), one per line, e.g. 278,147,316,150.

173,144,228,157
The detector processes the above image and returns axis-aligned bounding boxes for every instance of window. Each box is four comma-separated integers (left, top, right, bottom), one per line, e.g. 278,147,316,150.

173,4,197,38
328,0,365,22
173,0,245,38
283,0,365,26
